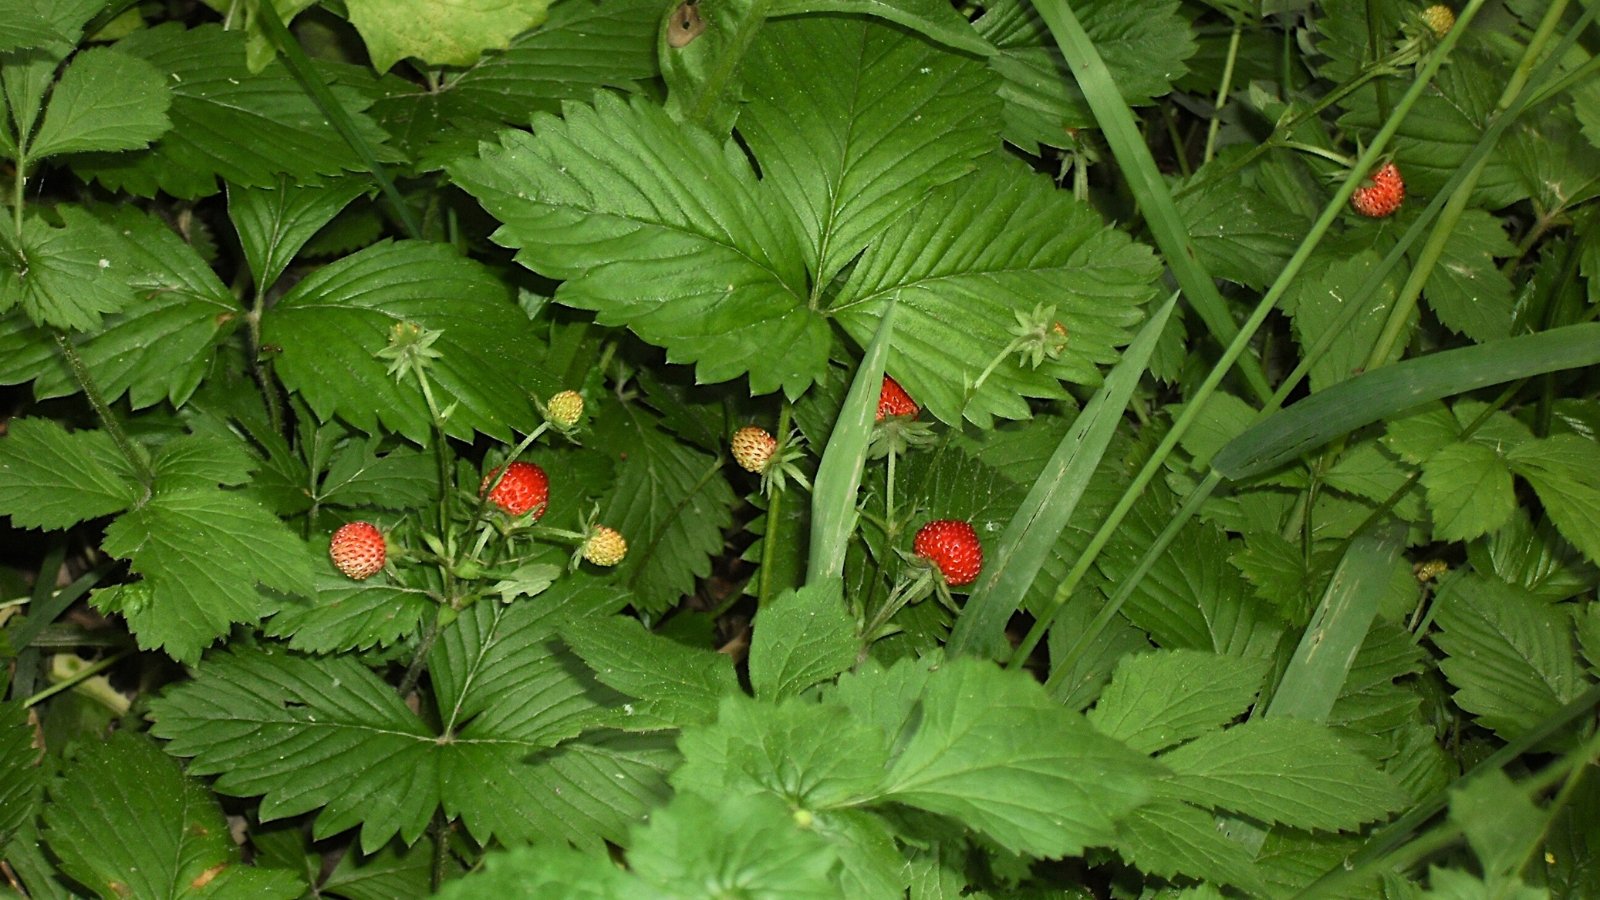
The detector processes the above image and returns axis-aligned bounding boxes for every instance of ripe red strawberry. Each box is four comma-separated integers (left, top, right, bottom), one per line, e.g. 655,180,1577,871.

582,525,628,566
913,519,982,587
330,521,386,580
731,426,777,473
877,375,918,421
481,461,549,519
1351,162,1405,218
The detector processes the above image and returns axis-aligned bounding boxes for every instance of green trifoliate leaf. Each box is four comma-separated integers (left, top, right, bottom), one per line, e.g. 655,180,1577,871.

263,573,433,653
1508,435,1600,568
0,700,39,850
1425,209,1514,343
449,92,821,397
1087,650,1267,755
740,15,999,284
838,655,1159,857
261,240,556,445
26,47,171,159
0,418,141,530
591,406,736,615
629,793,841,899
1431,574,1590,741
43,731,303,900
228,177,369,295
78,24,389,198
346,0,550,72
832,159,1161,427
153,590,672,854
0,209,137,331
748,583,858,701
1421,441,1515,543
1157,718,1406,831
99,487,315,663
562,615,740,728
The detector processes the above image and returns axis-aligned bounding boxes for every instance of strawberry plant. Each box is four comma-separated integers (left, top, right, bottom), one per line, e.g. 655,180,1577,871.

2,0,1599,896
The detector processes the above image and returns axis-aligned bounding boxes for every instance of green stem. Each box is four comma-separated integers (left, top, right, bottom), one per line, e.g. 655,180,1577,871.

755,403,793,608
398,608,445,698
24,649,132,707
245,294,284,436
11,155,23,240
1202,22,1242,165
55,333,154,490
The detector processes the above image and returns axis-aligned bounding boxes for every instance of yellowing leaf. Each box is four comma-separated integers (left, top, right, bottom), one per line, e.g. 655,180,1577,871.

346,0,551,72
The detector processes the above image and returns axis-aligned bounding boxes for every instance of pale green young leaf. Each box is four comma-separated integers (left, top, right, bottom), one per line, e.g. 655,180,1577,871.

261,240,555,445
1508,435,1600,567
100,488,315,663
345,0,549,72
866,656,1159,857
748,583,858,701
833,159,1161,426
1431,574,1590,741
1112,798,1270,895
0,701,39,849
1157,718,1405,831
562,615,739,728
740,15,998,284
974,0,1195,152
228,177,369,294
1450,770,1547,878
433,843,636,899
1087,650,1266,755
1425,209,1514,342
591,406,736,614
629,793,841,899
0,418,141,530
43,732,302,900
0,209,137,331
673,695,890,811
1421,441,1515,543
818,809,906,899
448,93,820,397
79,24,389,198
27,48,170,159
263,573,433,653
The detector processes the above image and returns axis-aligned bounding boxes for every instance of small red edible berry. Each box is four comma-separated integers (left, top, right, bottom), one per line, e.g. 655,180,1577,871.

913,519,983,587
1350,161,1405,218
481,461,549,519
330,521,386,580
877,375,918,421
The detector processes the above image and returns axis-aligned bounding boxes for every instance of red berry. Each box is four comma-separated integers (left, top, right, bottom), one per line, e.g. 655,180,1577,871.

913,519,982,587
481,461,549,519
1350,162,1405,218
330,522,386,580
877,375,918,421
731,426,777,473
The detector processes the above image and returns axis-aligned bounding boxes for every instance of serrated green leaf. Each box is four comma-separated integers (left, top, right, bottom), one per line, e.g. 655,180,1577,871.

1426,209,1514,342
27,47,170,159
748,584,857,701
975,0,1195,152
77,24,389,198
674,694,891,810
1112,798,1270,895
449,92,822,397
316,839,435,900
1450,769,1547,879
346,0,549,72
0,209,137,331
833,159,1160,426
1422,441,1515,543
1087,650,1266,755
741,15,998,284
1287,250,1406,391
1176,166,1303,290
767,0,992,56
592,406,736,614
562,615,739,728
101,487,315,662
433,843,635,899
0,700,39,849
857,655,1158,857
263,573,433,653
0,0,69,52
1469,508,1596,604
262,240,555,445
149,432,255,493
1508,435,1600,567
630,793,841,899
43,731,302,900
1158,718,1405,831
316,438,436,511
0,418,140,530
229,177,369,294
1431,574,1590,741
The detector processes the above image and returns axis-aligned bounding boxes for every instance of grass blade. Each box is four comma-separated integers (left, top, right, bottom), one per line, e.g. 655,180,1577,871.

948,291,1177,659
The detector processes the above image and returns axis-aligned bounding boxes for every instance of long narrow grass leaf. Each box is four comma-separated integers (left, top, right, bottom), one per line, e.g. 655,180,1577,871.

1213,323,1600,480
949,291,1177,659
808,302,897,588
